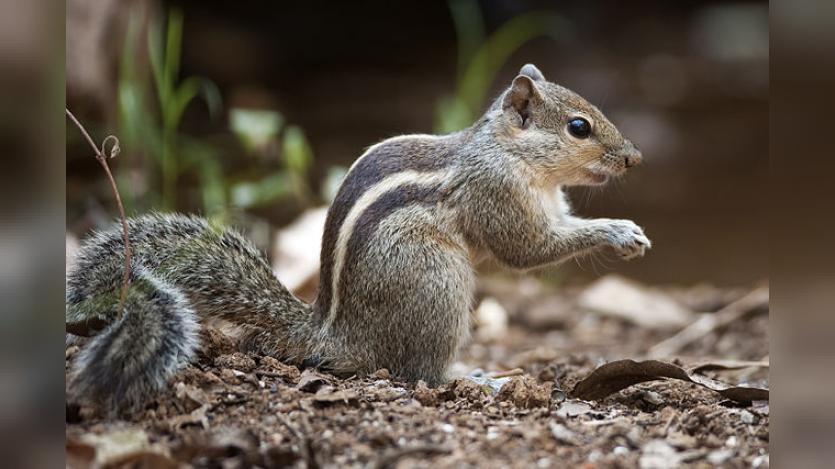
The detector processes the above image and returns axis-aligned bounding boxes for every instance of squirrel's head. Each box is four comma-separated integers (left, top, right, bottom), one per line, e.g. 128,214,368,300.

488,63,642,186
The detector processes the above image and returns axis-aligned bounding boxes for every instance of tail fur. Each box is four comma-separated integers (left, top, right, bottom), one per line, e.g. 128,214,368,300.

68,265,199,413
66,213,316,414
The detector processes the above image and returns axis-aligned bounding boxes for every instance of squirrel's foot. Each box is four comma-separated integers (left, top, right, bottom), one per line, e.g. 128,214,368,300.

602,219,651,260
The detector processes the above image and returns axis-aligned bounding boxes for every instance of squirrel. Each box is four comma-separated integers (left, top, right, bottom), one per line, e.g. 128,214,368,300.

66,64,650,413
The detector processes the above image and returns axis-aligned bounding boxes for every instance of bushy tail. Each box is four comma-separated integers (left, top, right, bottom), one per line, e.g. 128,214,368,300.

68,265,200,414
66,213,319,414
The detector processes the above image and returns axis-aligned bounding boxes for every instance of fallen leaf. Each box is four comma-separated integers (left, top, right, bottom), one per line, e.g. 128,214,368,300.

689,359,769,374
473,297,508,341
578,275,693,330
78,428,164,468
165,404,209,431
272,207,328,293
66,437,96,469
104,451,179,469
312,387,359,406
571,359,768,404
648,286,768,357
639,439,682,469
555,400,592,418
466,375,512,396
296,369,330,393
175,382,210,413
549,422,581,445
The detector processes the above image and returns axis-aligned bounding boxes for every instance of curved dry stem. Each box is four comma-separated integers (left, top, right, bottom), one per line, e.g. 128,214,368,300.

66,108,132,327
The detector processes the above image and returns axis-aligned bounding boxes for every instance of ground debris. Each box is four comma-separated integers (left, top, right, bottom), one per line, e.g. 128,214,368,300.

496,376,553,408
67,278,768,467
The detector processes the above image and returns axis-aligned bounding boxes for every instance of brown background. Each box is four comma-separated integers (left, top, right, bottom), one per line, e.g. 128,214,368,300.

66,0,768,286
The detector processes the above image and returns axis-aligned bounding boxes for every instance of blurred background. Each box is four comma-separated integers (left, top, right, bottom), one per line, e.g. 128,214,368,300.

66,0,768,287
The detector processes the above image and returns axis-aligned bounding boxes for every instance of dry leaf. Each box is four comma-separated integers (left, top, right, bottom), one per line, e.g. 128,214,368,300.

473,297,508,341
549,422,581,445
296,369,331,393
648,286,768,357
76,428,171,468
578,275,693,330
272,207,328,292
166,404,209,431
66,437,96,469
312,388,360,406
571,359,768,404
689,359,769,374
103,451,178,469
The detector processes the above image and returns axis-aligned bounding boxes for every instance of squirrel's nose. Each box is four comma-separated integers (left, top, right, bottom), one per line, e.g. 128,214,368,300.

622,142,643,168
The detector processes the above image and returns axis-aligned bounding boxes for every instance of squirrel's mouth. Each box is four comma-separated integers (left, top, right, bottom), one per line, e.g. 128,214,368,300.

582,168,610,185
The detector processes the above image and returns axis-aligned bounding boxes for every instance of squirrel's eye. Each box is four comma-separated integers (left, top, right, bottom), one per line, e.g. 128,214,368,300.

567,118,592,138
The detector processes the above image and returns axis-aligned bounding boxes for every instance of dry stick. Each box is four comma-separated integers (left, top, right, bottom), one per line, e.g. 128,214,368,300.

65,109,131,330
647,286,769,358
276,414,319,469
488,368,525,379
372,445,452,469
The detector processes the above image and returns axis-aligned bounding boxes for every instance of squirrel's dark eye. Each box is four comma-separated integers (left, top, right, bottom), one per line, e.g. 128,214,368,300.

567,117,592,138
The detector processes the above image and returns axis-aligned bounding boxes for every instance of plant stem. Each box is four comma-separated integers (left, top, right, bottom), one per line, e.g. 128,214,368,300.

66,109,132,320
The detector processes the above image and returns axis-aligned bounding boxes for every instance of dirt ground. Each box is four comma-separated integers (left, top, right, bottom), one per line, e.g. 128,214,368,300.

65,275,769,468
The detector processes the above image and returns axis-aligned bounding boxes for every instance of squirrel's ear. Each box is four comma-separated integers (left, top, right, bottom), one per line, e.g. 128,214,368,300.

519,63,545,82
503,75,541,128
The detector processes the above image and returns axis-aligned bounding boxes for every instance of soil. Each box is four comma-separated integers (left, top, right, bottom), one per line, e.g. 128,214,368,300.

65,277,769,468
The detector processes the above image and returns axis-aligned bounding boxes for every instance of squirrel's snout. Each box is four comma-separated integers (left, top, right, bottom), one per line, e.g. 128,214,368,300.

622,142,642,168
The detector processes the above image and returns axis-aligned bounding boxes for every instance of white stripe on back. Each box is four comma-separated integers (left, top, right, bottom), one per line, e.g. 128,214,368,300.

324,170,447,330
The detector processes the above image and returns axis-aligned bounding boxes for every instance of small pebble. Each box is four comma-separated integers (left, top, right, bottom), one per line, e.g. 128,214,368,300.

740,410,757,425
641,391,665,406
486,426,501,441
707,448,735,465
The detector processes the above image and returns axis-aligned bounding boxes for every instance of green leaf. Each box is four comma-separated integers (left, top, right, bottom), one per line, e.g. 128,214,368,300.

163,8,184,111
448,0,485,82
321,166,348,203
229,108,283,152
282,125,313,175
170,76,201,128
199,79,223,120
457,12,573,113
230,172,292,209
434,95,473,134
148,19,165,105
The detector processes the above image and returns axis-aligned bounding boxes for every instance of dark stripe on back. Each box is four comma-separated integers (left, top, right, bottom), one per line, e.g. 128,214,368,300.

314,136,459,317
337,183,444,312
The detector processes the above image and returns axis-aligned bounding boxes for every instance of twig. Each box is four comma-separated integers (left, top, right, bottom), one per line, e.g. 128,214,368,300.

276,413,319,469
254,370,290,379
65,109,131,325
488,368,525,379
647,286,769,358
662,412,678,437
372,444,452,469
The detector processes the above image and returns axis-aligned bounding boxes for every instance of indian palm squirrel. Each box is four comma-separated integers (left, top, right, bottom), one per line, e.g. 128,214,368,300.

66,64,650,413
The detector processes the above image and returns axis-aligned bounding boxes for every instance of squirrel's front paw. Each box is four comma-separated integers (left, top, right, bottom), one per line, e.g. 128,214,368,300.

603,220,651,260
